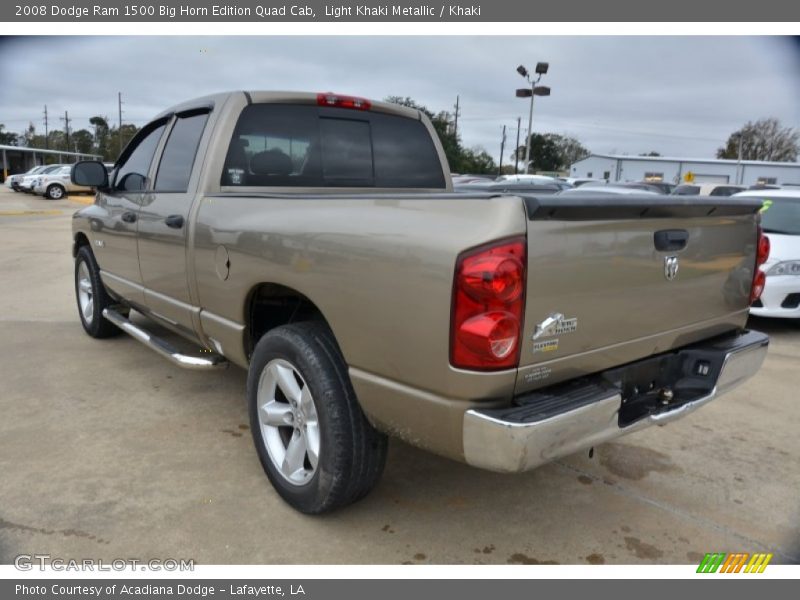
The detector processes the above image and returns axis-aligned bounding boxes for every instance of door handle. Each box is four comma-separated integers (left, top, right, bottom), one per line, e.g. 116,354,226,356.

165,214,185,229
654,229,688,252
121,211,137,223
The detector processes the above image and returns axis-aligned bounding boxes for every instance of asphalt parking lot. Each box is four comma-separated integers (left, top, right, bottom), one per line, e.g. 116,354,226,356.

0,185,798,566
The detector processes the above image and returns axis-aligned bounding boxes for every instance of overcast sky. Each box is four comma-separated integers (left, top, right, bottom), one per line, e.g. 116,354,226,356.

1,36,799,163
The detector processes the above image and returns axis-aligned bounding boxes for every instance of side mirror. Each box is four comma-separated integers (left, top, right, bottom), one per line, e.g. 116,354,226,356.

71,161,109,188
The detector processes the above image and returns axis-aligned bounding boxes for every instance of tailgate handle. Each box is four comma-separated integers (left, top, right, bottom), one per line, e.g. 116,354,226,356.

654,229,688,252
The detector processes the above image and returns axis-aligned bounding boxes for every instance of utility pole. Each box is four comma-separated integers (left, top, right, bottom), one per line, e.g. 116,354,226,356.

60,111,71,152
43,105,49,150
453,95,460,139
736,133,743,185
118,92,124,157
514,117,521,174
498,125,507,176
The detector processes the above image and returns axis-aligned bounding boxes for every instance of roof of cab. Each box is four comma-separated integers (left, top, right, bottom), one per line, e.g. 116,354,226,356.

153,91,422,122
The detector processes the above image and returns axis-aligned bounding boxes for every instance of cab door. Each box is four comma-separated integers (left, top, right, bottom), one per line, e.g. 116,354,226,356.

94,119,168,307
137,109,211,337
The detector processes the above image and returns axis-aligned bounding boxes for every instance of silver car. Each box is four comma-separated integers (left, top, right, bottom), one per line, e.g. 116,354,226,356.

33,164,93,199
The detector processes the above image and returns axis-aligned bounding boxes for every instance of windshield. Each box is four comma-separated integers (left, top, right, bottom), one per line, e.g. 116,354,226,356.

755,196,800,236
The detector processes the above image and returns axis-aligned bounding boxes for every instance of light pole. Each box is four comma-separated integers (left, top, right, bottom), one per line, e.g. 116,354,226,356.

516,62,550,174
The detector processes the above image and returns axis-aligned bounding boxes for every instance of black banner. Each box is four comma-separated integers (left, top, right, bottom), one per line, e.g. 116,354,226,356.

3,579,798,600
3,0,800,22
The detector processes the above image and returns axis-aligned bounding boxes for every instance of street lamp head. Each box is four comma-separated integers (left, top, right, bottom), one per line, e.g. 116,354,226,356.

535,62,549,75
516,65,529,78
533,86,551,97
516,88,533,98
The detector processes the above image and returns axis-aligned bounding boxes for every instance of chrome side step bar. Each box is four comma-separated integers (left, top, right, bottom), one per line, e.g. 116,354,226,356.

102,307,228,371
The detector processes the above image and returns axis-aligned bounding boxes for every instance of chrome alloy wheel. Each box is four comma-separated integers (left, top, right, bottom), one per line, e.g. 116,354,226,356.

77,261,94,325
257,359,321,485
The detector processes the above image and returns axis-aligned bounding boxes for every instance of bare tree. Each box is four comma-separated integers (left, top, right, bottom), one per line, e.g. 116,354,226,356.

717,118,799,162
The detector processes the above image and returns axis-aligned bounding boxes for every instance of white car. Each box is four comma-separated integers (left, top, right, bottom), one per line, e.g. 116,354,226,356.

33,164,93,199
8,165,48,191
557,183,660,196
734,189,800,319
496,173,559,185
19,164,63,193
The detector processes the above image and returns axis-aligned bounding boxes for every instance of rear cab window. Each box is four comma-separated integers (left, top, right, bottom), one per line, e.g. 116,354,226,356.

221,104,446,189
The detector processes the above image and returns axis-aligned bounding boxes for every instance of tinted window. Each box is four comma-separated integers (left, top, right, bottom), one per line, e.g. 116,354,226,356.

371,112,446,188
222,104,445,189
223,105,318,187
709,186,742,197
115,121,167,192
155,112,209,192
756,196,800,236
673,185,700,196
320,118,373,184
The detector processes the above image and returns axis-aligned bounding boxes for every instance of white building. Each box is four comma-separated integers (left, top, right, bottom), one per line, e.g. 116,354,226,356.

570,153,800,186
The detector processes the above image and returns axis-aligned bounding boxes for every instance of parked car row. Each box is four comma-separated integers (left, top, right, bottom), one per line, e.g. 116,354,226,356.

5,163,106,199
454,172,762,198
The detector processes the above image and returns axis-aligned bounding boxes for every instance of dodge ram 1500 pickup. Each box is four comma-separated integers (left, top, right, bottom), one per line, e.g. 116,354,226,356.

70,91,770,513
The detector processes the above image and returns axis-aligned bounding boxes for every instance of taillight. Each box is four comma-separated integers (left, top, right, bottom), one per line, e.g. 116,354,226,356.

451,237,526,370
757,227,770,266
316,92,371,111
750,226,770,304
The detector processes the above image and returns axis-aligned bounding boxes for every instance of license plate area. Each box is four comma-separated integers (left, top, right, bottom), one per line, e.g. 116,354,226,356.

605,347,726,427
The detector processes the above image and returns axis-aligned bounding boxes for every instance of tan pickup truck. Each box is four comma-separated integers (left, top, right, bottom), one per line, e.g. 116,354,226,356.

70,91,770,513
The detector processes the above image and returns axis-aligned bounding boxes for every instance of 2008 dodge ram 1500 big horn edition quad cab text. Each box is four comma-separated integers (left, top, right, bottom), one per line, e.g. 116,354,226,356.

70,91,770,514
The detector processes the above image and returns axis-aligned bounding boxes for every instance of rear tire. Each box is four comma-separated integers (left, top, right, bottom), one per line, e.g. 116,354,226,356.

75,246,120,339
247,322,388,514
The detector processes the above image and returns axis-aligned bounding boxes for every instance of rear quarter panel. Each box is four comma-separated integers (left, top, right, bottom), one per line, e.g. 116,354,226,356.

192,194,527,402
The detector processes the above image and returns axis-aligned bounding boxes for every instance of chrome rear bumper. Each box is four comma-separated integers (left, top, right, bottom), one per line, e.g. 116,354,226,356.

463,330,768,473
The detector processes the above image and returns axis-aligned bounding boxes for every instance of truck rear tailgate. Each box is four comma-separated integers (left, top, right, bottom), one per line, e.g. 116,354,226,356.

515,195,764,394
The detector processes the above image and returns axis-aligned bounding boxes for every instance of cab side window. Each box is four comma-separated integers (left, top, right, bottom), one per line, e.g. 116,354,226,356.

114,121,167,192
154,111,210,192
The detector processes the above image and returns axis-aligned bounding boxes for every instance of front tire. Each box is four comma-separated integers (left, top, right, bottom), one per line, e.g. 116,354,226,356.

45,184,65,200
75,246,120,338
247,322,388,514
